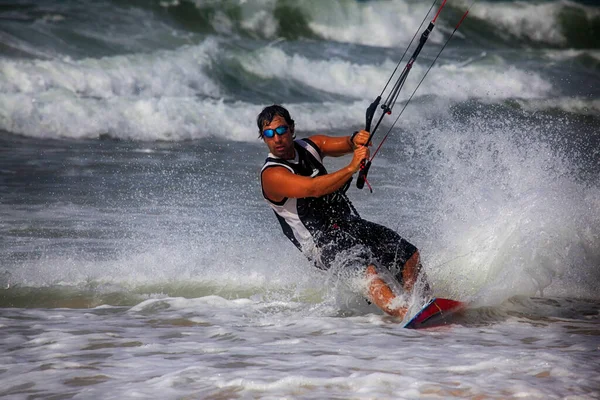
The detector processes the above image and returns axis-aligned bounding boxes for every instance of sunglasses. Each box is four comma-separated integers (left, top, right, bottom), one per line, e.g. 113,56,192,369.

263,125,289,138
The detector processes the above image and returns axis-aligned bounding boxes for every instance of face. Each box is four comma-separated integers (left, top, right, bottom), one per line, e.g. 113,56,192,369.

262,115,295,159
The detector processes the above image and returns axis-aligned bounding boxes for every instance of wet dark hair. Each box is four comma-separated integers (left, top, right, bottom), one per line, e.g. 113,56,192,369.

256,104,295,139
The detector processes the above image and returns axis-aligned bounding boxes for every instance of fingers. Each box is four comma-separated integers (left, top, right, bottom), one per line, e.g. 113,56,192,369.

356,145,369,159
353,145,369,162
349,146,370,172
353,130,372,147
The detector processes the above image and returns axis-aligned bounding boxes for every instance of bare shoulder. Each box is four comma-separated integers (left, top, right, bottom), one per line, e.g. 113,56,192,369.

261,165,294,184
261,165,312,201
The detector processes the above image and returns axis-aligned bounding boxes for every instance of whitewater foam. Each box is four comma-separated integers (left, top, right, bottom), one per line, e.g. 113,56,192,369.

241,46,552,100
305,0,446,48
0,39,221,98
470,0,600,47
517,97,600,116
0,94,366,140
414,115,600,302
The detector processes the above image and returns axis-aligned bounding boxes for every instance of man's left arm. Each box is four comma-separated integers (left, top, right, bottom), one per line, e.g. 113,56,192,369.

309,130,371,158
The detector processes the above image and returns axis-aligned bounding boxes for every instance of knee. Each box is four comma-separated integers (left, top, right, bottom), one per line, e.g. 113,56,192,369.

407,250,420,266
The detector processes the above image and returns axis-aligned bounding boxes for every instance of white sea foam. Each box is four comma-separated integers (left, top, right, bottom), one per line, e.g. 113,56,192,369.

0,93,366,140
1,297,598,399
304,0,447,48
517,97,600,116
241,47,395,98
544,49,600,62
411,117,600,302
0,39,373,140
3,83,591,143
242,46,553,101
469,0,600,46
176,0,600,50
0,39,228,139
0,34,584,142
0,38,221,98
174,0,447,47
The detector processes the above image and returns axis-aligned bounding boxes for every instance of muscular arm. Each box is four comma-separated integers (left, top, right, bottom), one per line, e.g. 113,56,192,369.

308,130,371,158
308,134,354,157
262,145,369,202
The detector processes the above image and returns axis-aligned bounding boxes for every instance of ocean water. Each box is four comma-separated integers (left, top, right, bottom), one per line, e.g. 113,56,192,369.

1,0,599,399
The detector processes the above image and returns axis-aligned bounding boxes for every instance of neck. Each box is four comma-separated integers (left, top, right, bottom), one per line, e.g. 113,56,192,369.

283,147,296,160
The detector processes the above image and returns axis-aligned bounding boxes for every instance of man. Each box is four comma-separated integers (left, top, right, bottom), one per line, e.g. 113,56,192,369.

258,104,427,318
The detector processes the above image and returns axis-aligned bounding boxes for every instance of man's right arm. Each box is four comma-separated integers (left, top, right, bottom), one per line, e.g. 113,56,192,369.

262,146,369,202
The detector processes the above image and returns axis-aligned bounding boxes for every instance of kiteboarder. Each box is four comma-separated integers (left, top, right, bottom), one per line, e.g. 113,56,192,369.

258,104,428,318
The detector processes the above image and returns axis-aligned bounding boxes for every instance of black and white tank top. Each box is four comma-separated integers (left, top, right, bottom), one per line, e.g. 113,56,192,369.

260,138,352,256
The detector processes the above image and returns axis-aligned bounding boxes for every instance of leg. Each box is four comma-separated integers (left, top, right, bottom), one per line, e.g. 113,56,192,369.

401,251,432,295
365,265,407,318
340,218,423,290
402,251,420,293
314,219,426,317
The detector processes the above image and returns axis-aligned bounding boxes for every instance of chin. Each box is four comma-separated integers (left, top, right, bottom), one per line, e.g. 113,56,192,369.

272,147,290,158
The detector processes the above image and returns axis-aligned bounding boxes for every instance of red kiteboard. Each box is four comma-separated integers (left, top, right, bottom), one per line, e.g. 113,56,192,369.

404,298,465,329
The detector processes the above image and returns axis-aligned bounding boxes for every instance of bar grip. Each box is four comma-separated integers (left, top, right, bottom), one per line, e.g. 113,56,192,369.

356,160,371,189
365,96,381,132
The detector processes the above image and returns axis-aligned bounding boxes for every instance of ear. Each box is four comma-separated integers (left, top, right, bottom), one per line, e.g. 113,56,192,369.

290,124,295,138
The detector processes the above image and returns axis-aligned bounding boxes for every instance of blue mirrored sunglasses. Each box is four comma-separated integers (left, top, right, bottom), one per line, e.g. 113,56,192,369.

263,125,288,138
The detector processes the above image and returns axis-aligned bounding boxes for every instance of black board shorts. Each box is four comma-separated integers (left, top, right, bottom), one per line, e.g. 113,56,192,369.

313,216,418,285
